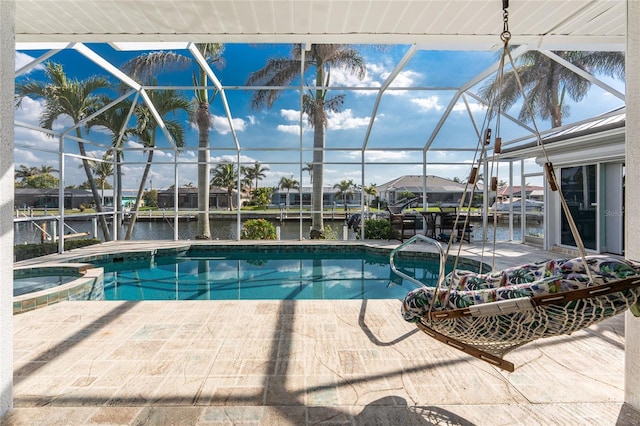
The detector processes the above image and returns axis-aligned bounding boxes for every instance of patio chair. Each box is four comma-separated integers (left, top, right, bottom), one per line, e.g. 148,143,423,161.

387,205,418,242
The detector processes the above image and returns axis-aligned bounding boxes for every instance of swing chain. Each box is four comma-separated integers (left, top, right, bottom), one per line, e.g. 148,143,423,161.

501,1,511,42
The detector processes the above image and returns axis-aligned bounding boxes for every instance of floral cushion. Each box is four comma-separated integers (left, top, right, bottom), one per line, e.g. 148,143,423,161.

402,255,640,323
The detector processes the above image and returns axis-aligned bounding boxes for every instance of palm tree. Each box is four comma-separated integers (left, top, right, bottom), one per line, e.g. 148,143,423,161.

37,165,59,175
15,164,60,189
87,97,134,226
125,86,190,239
14,164,38,182
364,184,377,208
122,44,225,240
333,179,355,211
87,152,115,206
479,51,625,128
301,162,314,184
211,161,239,211
246,44,366,235
244,161,269,191
15,61,113,240
278,176,300,208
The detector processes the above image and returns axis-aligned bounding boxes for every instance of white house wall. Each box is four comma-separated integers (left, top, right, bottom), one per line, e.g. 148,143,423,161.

625,0,640,409
0,0,14,415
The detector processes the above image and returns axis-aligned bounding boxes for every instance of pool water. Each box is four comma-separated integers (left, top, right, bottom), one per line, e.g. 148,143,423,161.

99,248,449,301
14,275,79,297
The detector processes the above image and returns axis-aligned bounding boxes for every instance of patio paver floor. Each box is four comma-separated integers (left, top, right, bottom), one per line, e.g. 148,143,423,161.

4,241,640,425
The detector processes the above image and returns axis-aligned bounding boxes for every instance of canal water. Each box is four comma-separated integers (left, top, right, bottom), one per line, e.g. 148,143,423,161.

14,216,543,245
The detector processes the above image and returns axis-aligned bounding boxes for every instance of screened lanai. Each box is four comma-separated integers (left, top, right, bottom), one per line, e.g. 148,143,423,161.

11,2,627,244
2,0,640,418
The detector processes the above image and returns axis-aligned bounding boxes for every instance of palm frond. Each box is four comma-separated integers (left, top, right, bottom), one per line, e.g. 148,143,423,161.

121,51,192,81
164,120,186,148
324,94,344,114
246,58,305,109
195,43,226,69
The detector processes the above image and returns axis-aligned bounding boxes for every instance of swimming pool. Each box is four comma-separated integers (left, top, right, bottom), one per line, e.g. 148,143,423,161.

96,246,457,301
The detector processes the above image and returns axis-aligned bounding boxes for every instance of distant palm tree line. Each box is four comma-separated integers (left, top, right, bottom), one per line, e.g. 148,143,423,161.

13,46,624,239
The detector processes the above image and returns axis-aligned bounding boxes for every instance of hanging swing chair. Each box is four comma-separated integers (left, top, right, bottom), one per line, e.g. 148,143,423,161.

391,0,640,372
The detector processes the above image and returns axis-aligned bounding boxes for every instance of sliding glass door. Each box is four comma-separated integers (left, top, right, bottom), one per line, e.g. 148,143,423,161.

560,165,597,250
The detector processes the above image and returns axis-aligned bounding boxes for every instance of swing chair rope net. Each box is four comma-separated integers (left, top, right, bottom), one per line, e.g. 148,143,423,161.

396,0,640,368
421,284,640,359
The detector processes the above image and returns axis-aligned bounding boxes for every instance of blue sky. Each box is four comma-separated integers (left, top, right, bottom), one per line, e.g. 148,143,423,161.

13,43,626,191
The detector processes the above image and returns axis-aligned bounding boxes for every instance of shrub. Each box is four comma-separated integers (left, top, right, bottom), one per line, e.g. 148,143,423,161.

241,218,277,240
363,218,389,239
14,238,101,261
321,225,339,240
309,225,339,240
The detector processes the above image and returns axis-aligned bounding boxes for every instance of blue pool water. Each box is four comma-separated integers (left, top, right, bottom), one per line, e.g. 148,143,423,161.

99,248,451,301
14,275,78,297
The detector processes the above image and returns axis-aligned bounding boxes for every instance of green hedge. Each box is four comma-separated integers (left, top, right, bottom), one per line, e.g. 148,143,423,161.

14,238,101,261
363,218,390,239
241,218,277,240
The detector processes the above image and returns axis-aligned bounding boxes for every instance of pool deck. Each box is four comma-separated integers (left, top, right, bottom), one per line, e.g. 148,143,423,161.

4,240,640,425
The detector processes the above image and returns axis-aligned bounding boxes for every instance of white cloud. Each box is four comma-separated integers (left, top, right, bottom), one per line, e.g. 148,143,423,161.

14,96,76,132
452,101,487,113
277,124,303,135
328,62,423,97
277,108,368,132
280,109,306,121
328,65,372,88
429,150,456,160
151,149,173,159
211,154,258,164
326,109,370,130
426,163,475,179
14,100,59,156
15,52,45,74
333,170,361,181
14,96,45,125
126,140,145,150
277,109,309,134
14,148,47,165
211,114,248,135
354,151,411,162
14,127,53,149
410,96,443,111
382,69,422,89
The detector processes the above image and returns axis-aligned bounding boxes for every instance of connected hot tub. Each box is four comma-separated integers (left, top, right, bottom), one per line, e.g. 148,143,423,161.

13,264,104,314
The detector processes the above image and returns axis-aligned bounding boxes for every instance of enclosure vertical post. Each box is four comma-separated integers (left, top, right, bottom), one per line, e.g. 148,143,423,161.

0,0,15,415
509,161,514,241
625,0,640,411
58,139,65,253
174,158,179,241
299,47,306,241
520,159,525,243
112,152,118,241
236,152,241,241
422,151,428,210
361,150,366,240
